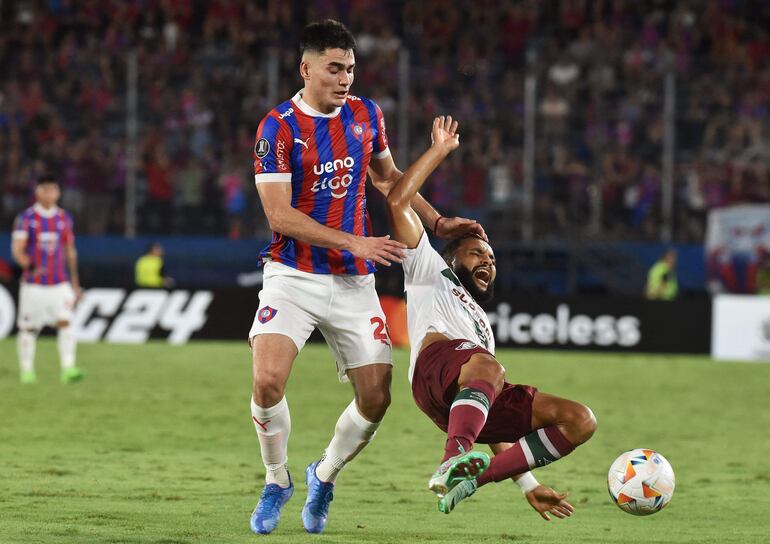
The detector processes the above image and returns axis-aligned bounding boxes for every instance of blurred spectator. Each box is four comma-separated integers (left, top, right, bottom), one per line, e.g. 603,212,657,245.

646,249,678,300
135,242,173,288
757,252,770,296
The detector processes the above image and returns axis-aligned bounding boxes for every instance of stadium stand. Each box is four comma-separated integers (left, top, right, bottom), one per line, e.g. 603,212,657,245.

0,1,768,250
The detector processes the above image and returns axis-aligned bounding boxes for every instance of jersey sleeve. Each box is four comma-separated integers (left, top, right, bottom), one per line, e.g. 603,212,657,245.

62,212,75,245
402,231,447,286
368,100,390,160
11,214,29,240
253,115,294,184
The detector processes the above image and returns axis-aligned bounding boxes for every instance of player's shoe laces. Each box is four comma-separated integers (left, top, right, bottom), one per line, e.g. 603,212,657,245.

428,450,490,496
438,478,478,514
249,474,294,535
20,371,37,384
61,367,85,384
302,461,334,534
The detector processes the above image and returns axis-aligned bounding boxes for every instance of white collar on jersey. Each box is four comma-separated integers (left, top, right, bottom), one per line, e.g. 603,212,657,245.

33,203,60,218
292,91,342,118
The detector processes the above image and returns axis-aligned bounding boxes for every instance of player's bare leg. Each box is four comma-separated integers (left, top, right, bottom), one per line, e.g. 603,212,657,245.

303,363,391,533
57,319,83,383
17,327,38,384
429,353,504,496
249,333,297,534
476,392,596,486
440,393,595,514
530,393,597,446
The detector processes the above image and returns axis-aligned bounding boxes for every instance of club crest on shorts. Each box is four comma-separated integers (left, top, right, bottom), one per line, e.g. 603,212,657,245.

455,341,478,350
257,305,277,324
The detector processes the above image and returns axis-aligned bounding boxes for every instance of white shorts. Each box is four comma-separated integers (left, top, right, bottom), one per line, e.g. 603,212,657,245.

17,282,76,330
249,262,392,381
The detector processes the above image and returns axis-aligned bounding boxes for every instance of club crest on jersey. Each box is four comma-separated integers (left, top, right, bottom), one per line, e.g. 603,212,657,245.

257,305,277,324
455,341,478,351
255,138,270,159
350,122,366,142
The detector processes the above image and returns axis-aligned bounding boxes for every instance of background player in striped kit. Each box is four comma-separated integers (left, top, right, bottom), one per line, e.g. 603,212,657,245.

386,116,597,517
248,20,486,534
11,174,83,384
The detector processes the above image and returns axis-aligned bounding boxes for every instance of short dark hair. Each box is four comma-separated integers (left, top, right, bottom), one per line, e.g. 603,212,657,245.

440,234,486,262
300,19,356,56
37,173,58,185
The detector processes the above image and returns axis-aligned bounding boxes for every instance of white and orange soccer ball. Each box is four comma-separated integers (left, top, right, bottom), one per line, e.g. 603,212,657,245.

607,449,675,515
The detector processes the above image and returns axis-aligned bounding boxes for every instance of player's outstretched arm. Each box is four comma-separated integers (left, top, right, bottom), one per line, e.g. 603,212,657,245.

257,183,405,266
385,116,459,248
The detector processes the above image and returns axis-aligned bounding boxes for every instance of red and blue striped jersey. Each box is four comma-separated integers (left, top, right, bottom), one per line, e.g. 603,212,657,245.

12,205,75,285
253,92,390,275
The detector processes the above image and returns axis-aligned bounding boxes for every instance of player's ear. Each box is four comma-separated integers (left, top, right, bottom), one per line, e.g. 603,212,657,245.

299,58,311,81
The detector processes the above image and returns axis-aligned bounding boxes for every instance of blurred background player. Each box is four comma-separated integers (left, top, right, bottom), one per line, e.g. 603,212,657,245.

248,20,484,534
646,248,678,300
11,174,83,384
385,116,596,516
135,242,174,288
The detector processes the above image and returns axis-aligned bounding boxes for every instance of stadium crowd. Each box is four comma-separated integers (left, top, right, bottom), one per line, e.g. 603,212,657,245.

1,0,768,243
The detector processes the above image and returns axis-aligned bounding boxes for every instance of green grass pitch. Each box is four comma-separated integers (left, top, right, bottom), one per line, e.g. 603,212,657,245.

1,339,769,543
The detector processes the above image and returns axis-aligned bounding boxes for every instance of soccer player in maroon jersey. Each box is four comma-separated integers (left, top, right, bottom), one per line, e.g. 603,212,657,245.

386,116,597,517
247,20,485,534
11,174,83,384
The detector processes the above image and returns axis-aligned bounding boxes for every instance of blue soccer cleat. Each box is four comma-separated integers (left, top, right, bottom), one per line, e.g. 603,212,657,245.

249,474,293,535
302,461,334,533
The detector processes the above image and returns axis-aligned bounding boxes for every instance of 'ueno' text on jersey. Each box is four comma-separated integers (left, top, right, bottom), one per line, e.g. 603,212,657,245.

402,232,495,382
253,92,389,275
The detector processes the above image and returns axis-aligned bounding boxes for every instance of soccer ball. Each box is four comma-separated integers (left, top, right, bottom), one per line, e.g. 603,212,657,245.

607,449,675,515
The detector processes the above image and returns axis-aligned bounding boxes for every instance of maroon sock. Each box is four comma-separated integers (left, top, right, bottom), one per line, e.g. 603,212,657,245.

442,380,496,462
477,426,576,487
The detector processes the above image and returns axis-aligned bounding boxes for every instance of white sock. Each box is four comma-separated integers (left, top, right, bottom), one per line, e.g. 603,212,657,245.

17,330,37,374
251,396,291,487
316,400,381,483
57,326,76,370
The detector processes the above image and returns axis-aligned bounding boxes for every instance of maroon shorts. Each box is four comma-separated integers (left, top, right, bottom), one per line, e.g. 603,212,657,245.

411,339,538,444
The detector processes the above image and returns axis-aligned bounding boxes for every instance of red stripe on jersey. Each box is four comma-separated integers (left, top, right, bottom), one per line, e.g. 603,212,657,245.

33,212,43,285
45,216,54,285
269,232,282,265
292,112,319,273
21,216,30,283
351,105,373,275
324,115,350,272
374,103,389,153
57,211,67,282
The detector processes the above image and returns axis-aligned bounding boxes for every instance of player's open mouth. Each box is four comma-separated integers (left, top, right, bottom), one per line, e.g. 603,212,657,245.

334,91,348,99
473,267,491,289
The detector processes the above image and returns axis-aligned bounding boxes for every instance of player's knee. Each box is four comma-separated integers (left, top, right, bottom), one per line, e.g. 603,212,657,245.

252,369,286,406
356,389,391,422
477,357,505,395
571,404,597,445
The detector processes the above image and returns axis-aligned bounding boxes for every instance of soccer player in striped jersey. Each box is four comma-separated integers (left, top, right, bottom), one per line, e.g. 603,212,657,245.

386,116,597,517
11,174,83,384
247,20,485,535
